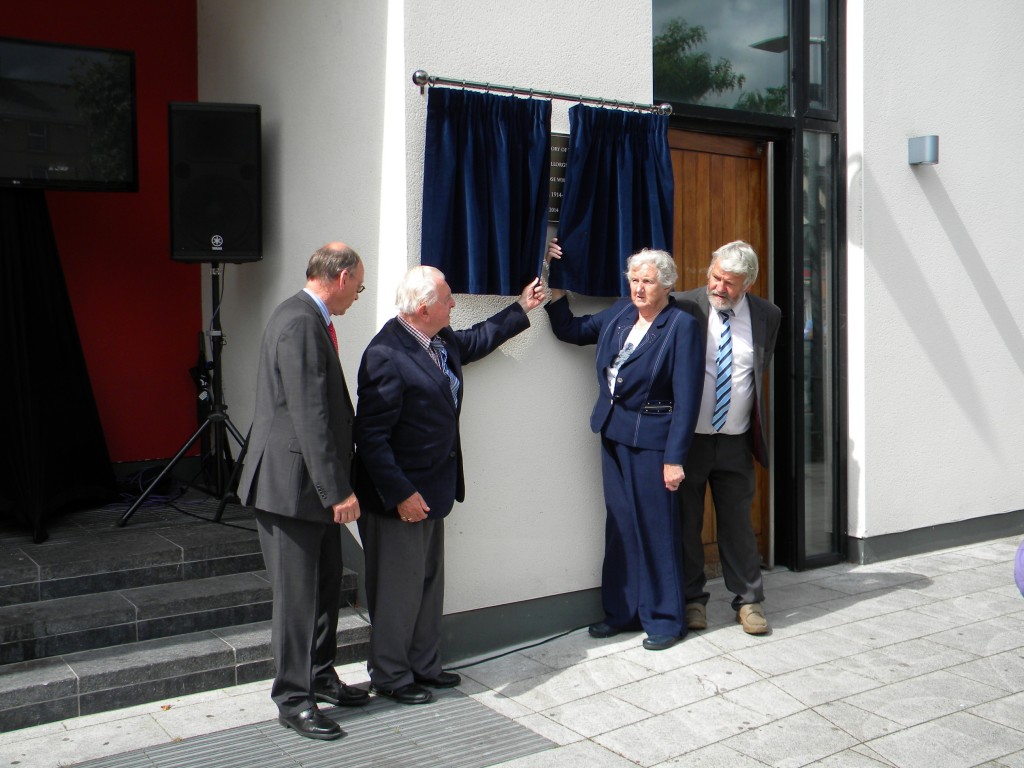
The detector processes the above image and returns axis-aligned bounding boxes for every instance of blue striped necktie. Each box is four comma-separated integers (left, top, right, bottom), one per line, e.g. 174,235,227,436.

712,310,733,432
430,337,460,407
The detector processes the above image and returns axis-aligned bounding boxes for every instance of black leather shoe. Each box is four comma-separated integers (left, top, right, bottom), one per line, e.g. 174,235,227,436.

370,682,434,705
278,706,343,740
414,670,461,688
315,679,370,707
588,621,621,638
642,634,680,651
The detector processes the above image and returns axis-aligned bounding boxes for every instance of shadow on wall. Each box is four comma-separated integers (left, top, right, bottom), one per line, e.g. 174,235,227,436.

913,169,1024,379
861,164,996,451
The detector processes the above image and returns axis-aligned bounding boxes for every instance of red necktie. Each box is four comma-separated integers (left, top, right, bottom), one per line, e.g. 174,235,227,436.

327,322,339,353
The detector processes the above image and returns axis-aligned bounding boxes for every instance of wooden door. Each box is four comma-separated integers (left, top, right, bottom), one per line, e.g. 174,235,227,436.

669,128,771,575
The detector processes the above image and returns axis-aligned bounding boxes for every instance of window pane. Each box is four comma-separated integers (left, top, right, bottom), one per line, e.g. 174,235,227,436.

653,0,790,115
808,0,832,112
802,132,836,558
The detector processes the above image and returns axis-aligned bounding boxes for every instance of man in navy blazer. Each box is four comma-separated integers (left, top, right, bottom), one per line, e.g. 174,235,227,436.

238,242,369,741
354,266,544,705
674,241,781,635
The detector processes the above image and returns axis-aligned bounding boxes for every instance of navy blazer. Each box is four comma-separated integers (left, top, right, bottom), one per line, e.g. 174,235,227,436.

673,288,781,467
546,296,705,466
354,303,530,519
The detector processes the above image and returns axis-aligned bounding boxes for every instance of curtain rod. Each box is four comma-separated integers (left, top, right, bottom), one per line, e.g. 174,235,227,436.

412,70,672,116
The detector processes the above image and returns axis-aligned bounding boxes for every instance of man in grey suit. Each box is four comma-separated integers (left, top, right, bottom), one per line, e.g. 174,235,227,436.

675,241,781,635
237,242,370,741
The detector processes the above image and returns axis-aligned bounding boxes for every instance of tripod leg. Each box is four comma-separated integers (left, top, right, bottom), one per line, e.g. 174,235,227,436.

116,419,211,527
214,425,251,523
209,414,232,499
224,416,246,447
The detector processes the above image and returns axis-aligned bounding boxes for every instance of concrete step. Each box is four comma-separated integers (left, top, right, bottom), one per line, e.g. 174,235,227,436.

0,609,371,732
0,521,264,607
0,570,281,664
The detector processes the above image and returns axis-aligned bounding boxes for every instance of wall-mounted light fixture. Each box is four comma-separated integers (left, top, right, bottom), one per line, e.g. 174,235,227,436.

908,135,939,165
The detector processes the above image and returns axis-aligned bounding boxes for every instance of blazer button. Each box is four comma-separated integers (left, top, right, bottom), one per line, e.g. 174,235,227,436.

449,451,456,458
616,377,623,383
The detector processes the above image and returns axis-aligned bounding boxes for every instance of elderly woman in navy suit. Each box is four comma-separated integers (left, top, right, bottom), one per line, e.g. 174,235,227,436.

545,240,705,650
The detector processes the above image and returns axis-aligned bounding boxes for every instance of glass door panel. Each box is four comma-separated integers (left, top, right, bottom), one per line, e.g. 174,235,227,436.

808,0,837,116
802,131,837,559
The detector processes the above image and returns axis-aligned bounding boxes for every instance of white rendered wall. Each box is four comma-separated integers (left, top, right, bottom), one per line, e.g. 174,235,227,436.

404,0,651,612
852,1,1024,536
200,0,651,614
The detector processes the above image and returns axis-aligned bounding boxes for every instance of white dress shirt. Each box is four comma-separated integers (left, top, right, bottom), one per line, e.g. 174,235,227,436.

696,293,755,435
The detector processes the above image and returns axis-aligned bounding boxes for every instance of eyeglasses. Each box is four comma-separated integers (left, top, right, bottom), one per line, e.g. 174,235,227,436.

341,269,366,293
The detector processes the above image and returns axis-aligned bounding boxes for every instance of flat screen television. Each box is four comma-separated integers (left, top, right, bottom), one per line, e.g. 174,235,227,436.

0,37,138,192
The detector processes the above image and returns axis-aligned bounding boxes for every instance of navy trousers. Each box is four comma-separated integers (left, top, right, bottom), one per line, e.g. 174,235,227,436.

599,437,687,638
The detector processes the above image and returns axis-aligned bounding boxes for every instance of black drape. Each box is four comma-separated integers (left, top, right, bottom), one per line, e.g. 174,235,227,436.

552,106,675,297
420,88,551,294
0,190,116,542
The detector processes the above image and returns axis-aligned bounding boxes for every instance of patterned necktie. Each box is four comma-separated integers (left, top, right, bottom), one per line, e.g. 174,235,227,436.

711,310,733,432
429,337,460,407
327,321,339,353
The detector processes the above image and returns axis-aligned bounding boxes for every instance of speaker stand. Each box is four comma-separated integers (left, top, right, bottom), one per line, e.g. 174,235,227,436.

117,263,245,527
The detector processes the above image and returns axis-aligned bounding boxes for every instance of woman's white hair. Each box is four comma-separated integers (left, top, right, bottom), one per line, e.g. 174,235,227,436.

395,265,445,314
624,248,677,289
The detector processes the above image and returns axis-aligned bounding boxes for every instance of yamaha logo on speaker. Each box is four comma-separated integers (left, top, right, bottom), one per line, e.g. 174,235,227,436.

211,235,224,249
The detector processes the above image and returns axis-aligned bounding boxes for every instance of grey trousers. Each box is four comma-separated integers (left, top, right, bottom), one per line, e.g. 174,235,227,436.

358,513,445,688
678,432,765,611
255,509,342,716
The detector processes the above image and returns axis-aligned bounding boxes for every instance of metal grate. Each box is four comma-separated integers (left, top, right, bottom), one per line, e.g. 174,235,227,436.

73,689,553,768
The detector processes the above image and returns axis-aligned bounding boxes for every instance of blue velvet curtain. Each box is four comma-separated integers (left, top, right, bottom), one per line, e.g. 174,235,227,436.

421,88,551,294
552,106,674,297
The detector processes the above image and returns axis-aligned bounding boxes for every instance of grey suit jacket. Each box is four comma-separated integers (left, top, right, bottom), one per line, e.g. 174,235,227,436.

237,291,355,521
673,288,781,467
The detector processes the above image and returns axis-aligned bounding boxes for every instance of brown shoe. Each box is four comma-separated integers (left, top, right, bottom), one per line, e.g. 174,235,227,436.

736,603,769,635
685,603,707,630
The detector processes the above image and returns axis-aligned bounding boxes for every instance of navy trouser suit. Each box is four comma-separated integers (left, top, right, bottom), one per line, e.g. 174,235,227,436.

546,296,705,637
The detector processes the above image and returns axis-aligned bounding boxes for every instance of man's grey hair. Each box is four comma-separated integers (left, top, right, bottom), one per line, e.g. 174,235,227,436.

624,248,678,289
709,240,759,289
306,243,360,282
396,265,445,314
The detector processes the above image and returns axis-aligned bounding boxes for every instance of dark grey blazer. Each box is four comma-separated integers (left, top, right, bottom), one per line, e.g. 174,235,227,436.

238,291,355,521
673,288,781,467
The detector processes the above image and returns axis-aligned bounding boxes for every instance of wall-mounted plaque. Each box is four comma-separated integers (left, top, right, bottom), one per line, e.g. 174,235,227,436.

548,133,569,223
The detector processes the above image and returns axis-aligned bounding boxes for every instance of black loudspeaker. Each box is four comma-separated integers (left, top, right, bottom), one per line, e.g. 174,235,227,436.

169,102,262,263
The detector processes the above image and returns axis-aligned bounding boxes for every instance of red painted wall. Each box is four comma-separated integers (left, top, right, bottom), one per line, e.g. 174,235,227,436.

4,1,200,462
